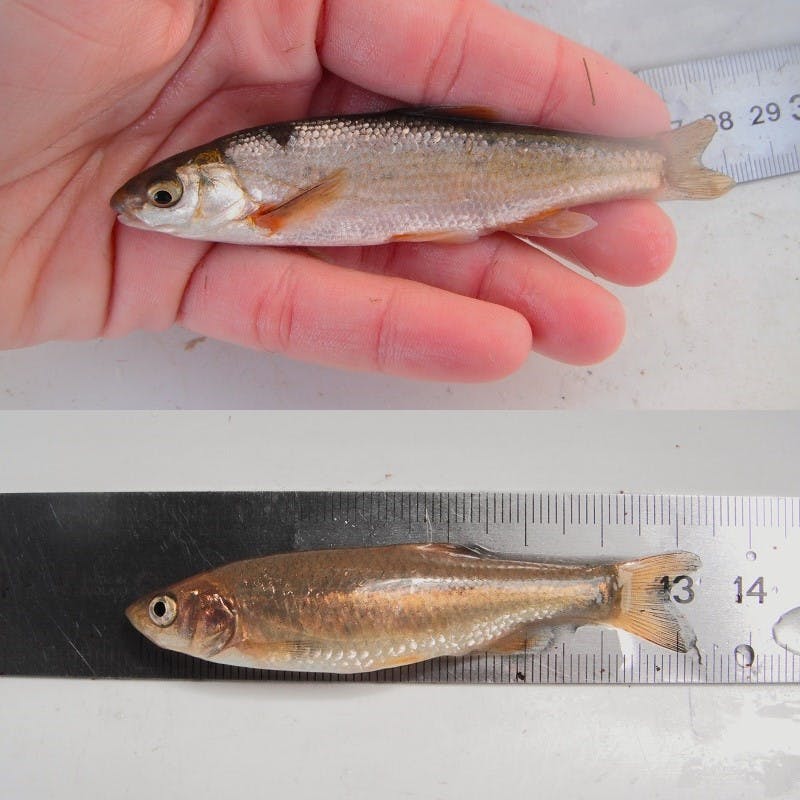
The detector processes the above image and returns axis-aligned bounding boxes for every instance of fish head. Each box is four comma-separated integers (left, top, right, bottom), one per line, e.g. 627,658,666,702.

111,148,255,238
126,578,238,660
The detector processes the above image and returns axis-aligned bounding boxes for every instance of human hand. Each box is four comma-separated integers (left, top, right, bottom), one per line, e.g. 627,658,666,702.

0,0,674,381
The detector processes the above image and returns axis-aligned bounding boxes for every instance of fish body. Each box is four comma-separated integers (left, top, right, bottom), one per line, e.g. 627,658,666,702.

126,543,700,674
111,110,733,247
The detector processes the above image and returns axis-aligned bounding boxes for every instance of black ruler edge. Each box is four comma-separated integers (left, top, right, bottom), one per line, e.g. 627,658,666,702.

2,490,465,680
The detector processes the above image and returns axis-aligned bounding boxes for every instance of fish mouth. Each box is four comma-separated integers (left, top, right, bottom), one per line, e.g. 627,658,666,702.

114,212,153,231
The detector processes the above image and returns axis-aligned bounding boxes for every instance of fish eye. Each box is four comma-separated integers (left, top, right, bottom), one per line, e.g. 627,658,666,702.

148,595,178,627
146,178,183,208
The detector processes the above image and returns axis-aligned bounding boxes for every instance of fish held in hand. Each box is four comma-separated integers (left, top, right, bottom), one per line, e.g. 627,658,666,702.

111,110,733,247
125,543,701,674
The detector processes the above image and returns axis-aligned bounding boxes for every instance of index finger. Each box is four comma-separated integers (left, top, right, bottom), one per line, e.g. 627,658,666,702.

318,0,668,135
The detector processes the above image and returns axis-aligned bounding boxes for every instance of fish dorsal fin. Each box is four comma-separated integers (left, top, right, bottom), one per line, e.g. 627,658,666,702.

406,105,501,122
505,209,597,239
419,542,492,559
250,169,347,233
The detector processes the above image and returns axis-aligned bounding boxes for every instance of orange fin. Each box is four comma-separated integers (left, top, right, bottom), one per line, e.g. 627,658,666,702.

390,229,479,244
250,169,346,233
505,209,597,239
658,119,735,200
409,105,501,122
485,627,556,655
612,552,701,652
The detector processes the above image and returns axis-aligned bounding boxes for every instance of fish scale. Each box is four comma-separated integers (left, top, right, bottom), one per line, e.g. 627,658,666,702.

186,548,615,673
225,118,666,244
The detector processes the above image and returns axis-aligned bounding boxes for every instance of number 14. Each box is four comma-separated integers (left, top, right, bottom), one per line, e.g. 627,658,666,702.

734,576,766,604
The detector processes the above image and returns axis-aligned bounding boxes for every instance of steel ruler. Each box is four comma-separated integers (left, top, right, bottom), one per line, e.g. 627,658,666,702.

635,44,800,183
1,491,799,684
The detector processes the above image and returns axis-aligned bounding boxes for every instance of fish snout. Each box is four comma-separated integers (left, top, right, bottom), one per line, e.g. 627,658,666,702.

110,183,141,216
125,597,149,635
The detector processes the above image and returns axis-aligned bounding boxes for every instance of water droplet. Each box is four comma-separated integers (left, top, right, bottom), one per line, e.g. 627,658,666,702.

773,606,800,656
734,643,755,668
746,550,757,561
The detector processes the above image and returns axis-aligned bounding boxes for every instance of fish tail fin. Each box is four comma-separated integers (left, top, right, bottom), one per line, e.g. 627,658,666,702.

612,552,701,652
658,119,735,199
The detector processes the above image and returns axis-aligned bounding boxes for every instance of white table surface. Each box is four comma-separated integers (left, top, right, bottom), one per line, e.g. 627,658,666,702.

1,0,798,409
1,411,799,799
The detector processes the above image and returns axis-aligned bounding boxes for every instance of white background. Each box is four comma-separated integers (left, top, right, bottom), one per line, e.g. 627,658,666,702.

1,411,799,799
1,0,798,409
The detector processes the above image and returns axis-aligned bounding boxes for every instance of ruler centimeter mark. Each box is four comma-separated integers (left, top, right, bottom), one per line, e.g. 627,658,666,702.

636,44,800,183
1,491,799,683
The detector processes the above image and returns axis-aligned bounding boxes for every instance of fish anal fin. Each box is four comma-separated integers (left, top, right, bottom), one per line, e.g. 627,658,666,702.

485,627,556,655
250,169,346,233
613,552,701,653
409,105,501,122
375,654,430,671
390,229,479,244
505,209,597,239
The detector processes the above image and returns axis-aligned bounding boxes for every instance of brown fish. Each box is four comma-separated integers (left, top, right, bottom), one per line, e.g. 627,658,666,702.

126,543,700,673
111,109,733,247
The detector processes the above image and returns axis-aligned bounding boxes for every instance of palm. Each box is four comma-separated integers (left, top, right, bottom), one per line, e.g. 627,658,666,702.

1,0,675,381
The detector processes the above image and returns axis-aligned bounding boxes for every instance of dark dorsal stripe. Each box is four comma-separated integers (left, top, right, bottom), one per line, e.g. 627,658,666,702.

269,122,297,148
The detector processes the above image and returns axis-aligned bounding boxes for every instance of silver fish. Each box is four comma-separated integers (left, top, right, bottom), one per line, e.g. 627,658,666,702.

111,109,733,247
126,543,701,674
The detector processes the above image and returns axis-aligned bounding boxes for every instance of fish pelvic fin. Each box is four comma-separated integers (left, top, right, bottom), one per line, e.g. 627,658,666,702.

658,119,735,200
613,552,701,653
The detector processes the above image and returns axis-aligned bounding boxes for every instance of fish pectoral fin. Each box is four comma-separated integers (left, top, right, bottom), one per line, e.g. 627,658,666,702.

505,209,597,239
250,169,347,233
484,626,557,655
252,639,320,661
390,229,479,244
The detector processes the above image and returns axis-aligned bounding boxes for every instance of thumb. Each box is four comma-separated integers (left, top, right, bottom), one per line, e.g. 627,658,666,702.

1,0,203,178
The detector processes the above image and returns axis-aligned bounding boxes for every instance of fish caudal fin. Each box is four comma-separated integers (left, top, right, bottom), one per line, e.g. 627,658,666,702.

659,119,734,199
613,552,701,652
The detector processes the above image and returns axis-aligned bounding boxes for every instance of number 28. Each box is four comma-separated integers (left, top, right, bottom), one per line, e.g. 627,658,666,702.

705,111,733,130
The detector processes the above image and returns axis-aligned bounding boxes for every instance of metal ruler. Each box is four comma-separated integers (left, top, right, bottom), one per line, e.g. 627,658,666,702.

2,491,799,684
636,44,800,183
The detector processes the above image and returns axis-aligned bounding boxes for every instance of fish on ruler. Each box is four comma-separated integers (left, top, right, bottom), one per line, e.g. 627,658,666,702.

126,543,701,674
